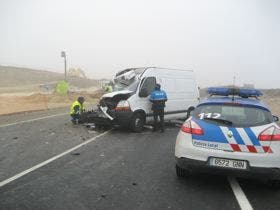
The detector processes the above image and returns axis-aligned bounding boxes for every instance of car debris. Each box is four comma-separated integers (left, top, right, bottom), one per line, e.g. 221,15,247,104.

71,152,80,156
84,67,199,132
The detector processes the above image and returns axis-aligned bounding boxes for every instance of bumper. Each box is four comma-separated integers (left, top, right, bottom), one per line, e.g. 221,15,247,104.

85,111,112,126
175,130,280,179
86,108,134,127
175,131,280,168
176,157,280,180
113,110,134,126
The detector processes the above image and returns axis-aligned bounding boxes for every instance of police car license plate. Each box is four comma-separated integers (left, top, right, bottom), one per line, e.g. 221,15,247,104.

209,157,247,170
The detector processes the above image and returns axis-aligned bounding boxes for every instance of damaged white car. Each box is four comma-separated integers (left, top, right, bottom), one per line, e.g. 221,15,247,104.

90,67,200,132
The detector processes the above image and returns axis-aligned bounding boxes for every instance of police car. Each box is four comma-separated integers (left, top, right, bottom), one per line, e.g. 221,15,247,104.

175,87,280,184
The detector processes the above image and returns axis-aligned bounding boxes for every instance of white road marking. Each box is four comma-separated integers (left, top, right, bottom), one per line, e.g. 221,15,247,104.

228,176,253,210
0,130,111,188
0,113,68,128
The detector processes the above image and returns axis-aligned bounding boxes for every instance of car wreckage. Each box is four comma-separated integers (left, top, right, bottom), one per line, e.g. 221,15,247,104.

86,67,200,132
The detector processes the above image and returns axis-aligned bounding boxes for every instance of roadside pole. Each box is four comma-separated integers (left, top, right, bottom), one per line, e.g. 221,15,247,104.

61,51,67,82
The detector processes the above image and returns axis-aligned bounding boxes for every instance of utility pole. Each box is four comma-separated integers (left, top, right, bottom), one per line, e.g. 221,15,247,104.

61,51,67,81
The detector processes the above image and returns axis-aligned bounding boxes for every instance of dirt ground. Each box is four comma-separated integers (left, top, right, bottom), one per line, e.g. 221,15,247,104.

0,90,279,117
0,91,103,116
262,97,280,117
0,94,48,115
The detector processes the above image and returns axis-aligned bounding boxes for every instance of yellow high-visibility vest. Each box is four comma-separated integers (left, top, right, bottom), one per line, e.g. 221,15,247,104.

70,100,85,115
105,85,113,93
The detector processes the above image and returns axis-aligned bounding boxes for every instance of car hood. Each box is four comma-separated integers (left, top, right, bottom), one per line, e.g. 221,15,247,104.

101,90,133,98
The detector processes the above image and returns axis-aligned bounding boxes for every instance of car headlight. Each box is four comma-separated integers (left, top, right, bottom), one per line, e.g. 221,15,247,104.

115,100,131,111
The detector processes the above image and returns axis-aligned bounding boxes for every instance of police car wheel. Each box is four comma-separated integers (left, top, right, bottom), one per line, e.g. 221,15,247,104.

176,164,190,177
130,113,145,133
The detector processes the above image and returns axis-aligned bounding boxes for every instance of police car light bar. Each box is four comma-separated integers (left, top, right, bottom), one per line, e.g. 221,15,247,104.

207,87,263,98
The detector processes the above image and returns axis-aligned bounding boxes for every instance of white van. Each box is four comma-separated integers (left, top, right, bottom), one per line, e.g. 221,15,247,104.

92,67,199,132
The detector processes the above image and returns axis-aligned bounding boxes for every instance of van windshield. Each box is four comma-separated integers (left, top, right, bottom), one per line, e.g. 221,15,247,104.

113,78,139,92
113,68,143,92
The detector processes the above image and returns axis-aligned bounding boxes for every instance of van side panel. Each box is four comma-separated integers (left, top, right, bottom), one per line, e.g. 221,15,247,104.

156,70,199,113
130,67,199,122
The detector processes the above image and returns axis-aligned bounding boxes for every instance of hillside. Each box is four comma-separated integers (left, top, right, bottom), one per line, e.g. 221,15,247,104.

0,65,99,88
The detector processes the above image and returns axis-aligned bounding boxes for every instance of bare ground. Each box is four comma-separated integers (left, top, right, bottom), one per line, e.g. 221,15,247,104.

262,97,280,117
0,91,103,115
0,92,279,118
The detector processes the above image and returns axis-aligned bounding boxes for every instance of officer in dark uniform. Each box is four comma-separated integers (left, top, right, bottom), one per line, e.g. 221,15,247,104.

149,83,168,132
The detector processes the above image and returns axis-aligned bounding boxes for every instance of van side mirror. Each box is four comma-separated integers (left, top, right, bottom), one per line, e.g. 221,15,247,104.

186,106,195,119
273,115,279,122
139,88,148,97
188,106,195,112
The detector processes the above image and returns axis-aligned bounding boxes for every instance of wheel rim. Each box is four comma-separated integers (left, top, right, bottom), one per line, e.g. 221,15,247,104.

135,118,141,127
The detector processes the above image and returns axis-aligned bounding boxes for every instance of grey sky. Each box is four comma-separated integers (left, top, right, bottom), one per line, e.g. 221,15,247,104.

0,0,279,88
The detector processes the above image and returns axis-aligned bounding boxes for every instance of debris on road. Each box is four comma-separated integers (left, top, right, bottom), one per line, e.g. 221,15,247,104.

88,130,97,134
71,152,80,156
144,125,153,130
84,123,95,130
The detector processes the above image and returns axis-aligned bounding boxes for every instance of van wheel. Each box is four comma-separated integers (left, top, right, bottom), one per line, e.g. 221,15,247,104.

176,164,190,178
130,113,145,133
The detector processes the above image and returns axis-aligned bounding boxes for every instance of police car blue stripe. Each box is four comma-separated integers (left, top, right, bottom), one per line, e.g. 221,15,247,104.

230,128,246,145
244,128,261,146
192,119,229,143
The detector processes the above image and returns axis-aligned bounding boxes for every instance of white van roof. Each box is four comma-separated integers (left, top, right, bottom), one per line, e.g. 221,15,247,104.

115,67,194,77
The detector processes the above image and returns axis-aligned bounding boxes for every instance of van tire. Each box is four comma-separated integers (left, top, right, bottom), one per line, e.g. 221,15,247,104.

130,113,145,133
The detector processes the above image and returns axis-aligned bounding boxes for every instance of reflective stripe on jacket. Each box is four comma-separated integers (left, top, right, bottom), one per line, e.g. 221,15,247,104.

149,90,168,110
70,100,85,115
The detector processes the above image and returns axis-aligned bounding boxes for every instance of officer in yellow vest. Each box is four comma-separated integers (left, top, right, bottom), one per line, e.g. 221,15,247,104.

70,97,86,124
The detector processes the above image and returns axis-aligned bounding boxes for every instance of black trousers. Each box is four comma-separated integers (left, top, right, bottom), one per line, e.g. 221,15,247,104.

70,112,88,124
153,109,164,131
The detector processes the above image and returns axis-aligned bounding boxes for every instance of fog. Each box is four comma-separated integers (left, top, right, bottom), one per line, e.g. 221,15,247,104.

0,0,279,88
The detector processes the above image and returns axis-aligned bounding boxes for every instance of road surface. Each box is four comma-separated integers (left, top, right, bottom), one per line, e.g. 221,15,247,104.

0,109,279,210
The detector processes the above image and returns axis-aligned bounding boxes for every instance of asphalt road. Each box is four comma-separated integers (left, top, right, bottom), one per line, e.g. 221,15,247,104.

0,110,279,210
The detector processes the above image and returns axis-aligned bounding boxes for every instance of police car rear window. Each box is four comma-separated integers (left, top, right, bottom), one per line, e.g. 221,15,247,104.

193,104,273,127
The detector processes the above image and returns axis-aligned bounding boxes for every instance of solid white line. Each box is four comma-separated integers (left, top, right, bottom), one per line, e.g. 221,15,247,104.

0,113,68,128
228,176,253,210
0,130,111,188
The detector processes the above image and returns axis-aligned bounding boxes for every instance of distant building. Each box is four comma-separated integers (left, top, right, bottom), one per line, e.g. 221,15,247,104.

243,84,255,88
68,68,87,78
99,79,110,88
